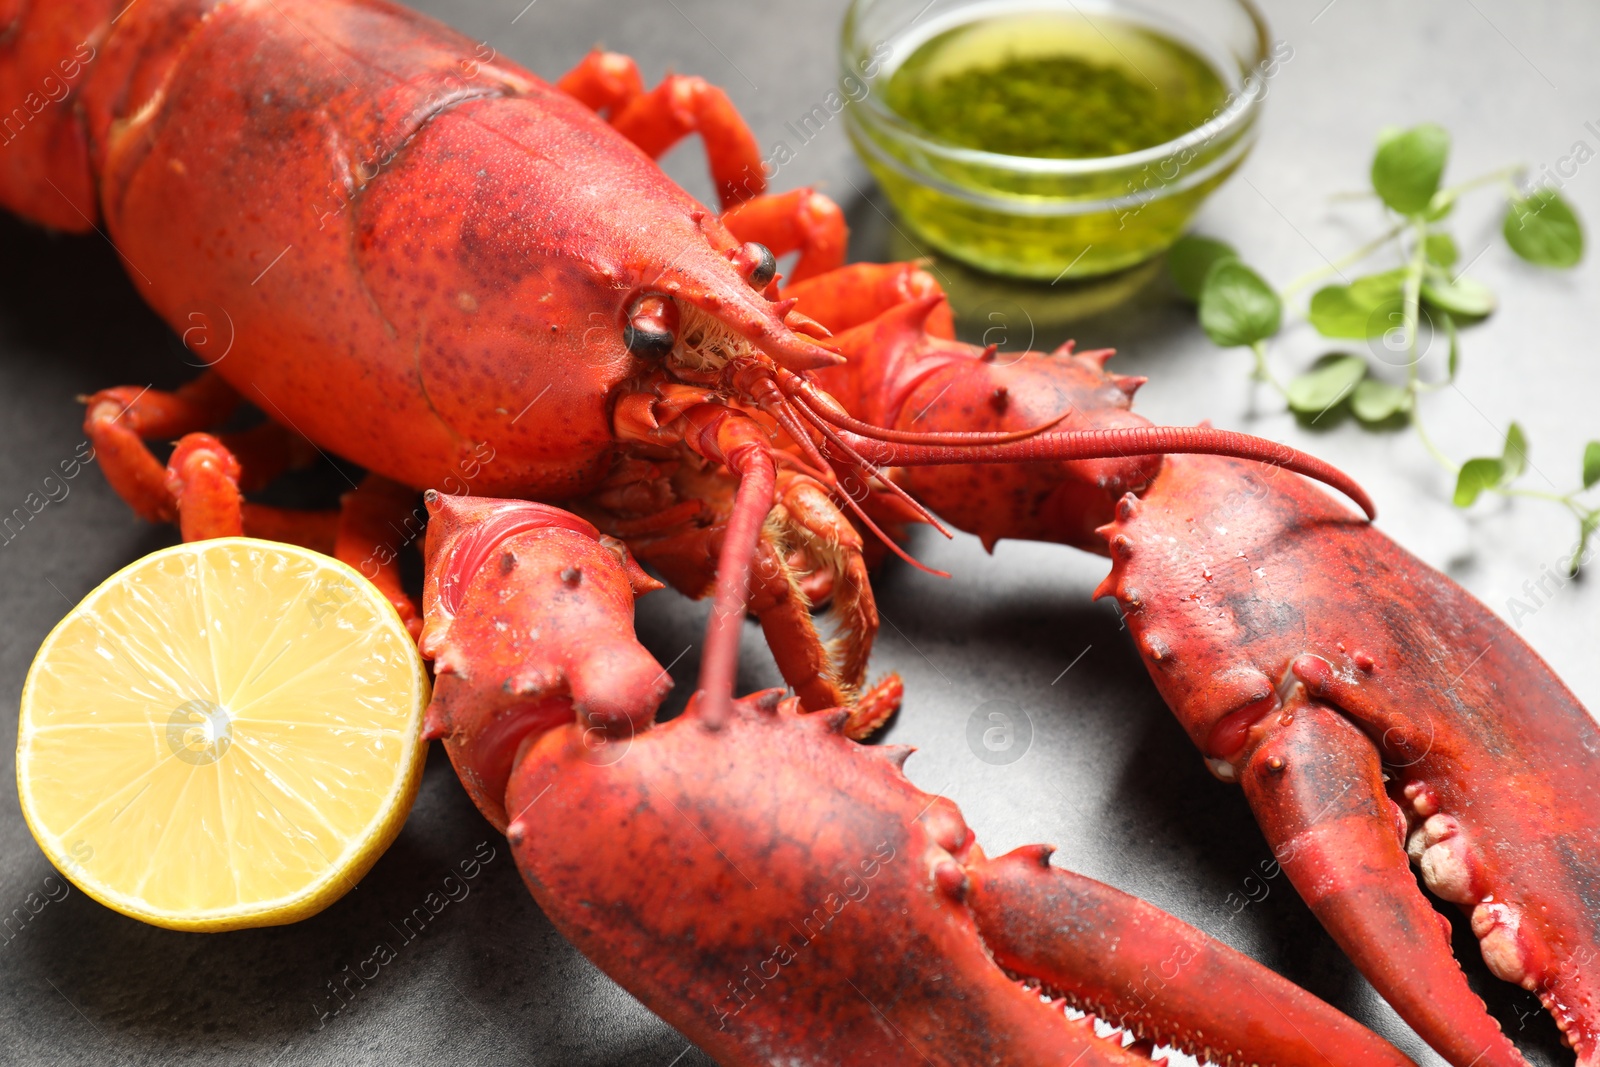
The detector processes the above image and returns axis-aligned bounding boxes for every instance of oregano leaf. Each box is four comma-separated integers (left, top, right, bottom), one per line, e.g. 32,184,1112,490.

1422,271,1496,318
1198,260,1281,347
1454,457,1505,507
1169,236,1239,302
1372,124,1450,216
1583,441,1600,490
1307,270,1406,339
1424,232,1458,268
1502,422,1529,481
1287,353,1367,416
1504,188,1585,268
1351,378,1411,423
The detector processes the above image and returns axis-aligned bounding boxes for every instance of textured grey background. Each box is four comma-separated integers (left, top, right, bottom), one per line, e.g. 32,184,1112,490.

2,0,1596,1064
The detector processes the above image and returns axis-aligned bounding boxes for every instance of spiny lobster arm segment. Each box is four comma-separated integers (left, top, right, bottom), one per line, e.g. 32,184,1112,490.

1239,698,1526,1067
837,425,1377,520
968,846,1418,1066
419,493,668,832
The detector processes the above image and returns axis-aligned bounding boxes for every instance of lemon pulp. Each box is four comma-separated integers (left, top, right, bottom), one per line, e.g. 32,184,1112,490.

17,538,429,931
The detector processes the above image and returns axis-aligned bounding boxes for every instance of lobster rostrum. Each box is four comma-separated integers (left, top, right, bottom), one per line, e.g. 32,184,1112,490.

783,288,1600,1066
419,491,1413,1066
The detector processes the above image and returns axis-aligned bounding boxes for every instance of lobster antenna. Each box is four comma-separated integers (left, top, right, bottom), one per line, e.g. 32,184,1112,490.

840,425,1378,520
798,404,957,546
744,365,953,539
765,395,839,484
696,448,779,731
787,372,1072,446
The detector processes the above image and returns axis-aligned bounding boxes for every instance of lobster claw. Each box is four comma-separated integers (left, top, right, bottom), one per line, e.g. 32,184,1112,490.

1100,451,1600,1066
968,845,1416,1066
497,683,1416,1067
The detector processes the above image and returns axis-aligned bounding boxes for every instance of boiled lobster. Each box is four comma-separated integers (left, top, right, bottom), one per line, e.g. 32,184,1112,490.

1,0,1590,1064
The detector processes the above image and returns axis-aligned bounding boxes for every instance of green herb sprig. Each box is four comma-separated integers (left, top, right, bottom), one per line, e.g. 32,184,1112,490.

1171,124,1593,572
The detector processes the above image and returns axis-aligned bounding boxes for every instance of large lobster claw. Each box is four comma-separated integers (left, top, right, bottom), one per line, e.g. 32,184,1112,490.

499,688,1415,1066
1101,452,1600,1067
419,494,1414,1066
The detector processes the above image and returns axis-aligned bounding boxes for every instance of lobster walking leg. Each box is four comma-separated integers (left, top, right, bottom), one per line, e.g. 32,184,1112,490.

557,50,765,209
84,374,240,524
335,475,425,638
84,375,424,627
719,187,848,284
782,261,956,338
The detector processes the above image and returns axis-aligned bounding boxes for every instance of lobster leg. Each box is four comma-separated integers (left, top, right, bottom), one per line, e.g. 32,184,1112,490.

84,376,424,628
557,50,766,210
334,474,425,639
233,505,339,555
781,260,957,338
84,374,240,524
552,49,645,116
719,187,848,284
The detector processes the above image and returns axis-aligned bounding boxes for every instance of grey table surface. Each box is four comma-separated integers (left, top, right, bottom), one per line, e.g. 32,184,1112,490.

1,1,1596,1064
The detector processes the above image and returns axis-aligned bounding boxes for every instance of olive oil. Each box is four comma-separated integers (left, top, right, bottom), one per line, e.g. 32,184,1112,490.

884,13,1228,159
845,5,1258,281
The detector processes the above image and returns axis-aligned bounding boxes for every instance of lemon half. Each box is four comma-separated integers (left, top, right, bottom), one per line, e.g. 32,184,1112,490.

17,538,429,931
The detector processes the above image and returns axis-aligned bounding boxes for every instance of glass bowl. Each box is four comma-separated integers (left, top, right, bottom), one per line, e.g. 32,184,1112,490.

840,0,1275,280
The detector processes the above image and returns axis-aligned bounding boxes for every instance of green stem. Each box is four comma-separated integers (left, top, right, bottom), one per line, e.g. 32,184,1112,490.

1280,222,1407,301
1409,403,1460,474
1251,340,1286,395
1500,486,1580,507
1400,221,1427,366
1441,165,1523,199
1401,221,1463,475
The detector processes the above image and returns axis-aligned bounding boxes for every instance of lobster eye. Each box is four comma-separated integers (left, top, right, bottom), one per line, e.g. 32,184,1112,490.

733,242,777,289
624,293,679,359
